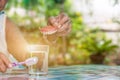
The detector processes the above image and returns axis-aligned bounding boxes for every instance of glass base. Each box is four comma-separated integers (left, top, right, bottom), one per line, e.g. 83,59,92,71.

29,71,47,76
29,75,48,80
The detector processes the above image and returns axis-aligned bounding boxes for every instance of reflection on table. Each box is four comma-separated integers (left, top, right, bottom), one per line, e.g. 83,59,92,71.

0,65,120,80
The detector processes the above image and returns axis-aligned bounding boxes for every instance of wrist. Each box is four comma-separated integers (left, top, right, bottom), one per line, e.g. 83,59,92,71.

43,34,58,45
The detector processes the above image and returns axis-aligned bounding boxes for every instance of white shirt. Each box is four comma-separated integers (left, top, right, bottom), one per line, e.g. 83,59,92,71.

0,11,9,57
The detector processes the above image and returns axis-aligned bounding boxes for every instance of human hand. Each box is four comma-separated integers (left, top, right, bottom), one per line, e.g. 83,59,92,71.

0,53,12,72
48,13,71,36
40,13,71,36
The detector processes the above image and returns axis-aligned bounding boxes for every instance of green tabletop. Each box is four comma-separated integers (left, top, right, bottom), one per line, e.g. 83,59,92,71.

0,65,120,80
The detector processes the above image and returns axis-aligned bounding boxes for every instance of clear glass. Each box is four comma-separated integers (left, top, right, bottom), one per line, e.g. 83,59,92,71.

28,45,49,76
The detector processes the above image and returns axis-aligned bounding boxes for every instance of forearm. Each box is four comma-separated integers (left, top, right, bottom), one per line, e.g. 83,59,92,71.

6,17,28,62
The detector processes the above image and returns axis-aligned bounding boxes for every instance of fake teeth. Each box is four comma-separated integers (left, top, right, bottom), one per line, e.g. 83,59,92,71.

41,30,57,35
40,26,58,35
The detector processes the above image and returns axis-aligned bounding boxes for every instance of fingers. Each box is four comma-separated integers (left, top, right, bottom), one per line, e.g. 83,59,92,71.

48,13,70,28
59,15,69,25
57,20,71,32
47,17,59,27
0,53,12,68
57,23,71,36
58,12,67,21
0,59,6,72
0,53,12,73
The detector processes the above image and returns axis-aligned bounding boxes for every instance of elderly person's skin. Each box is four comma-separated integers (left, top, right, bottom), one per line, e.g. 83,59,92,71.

0,0,71,72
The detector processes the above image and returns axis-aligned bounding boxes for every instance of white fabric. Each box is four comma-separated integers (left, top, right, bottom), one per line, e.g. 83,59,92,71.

0,12,9,56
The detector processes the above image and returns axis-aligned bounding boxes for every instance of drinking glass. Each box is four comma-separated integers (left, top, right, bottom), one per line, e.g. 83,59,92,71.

28,45,49,76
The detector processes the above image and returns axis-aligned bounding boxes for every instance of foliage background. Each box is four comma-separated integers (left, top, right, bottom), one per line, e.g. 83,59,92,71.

5,0,119,66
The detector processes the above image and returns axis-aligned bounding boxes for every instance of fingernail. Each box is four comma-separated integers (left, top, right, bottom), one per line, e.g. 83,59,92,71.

8,64,12,68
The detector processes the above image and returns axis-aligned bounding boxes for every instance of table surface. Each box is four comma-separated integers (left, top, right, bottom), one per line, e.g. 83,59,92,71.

0,65,120,80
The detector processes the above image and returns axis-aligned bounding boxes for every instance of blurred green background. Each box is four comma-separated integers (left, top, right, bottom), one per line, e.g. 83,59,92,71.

5,0,120,66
